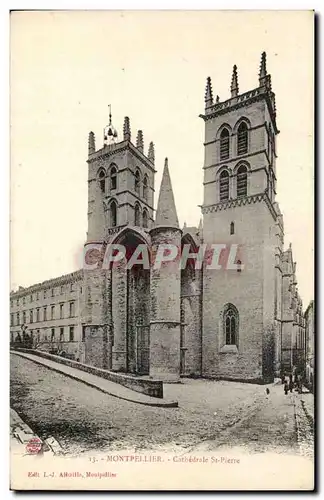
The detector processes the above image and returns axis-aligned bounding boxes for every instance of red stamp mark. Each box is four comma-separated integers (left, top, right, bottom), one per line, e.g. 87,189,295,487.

26,437,43,455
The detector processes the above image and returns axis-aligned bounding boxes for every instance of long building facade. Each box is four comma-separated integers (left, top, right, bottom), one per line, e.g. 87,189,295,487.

10,52,307,383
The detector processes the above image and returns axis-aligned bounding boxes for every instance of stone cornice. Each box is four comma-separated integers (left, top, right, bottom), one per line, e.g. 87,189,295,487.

201,191,277,221
203,150,270,171
87,141,128,163
88,140,156,173
200,86,279,134
103,191,155,212
10,270,84,298
150,225,182,236
204,122,265,145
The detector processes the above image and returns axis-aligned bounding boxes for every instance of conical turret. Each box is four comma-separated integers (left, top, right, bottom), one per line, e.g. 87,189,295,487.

155,158,179,228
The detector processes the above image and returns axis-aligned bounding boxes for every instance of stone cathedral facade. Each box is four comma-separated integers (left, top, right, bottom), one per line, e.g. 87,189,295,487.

10,53,306,383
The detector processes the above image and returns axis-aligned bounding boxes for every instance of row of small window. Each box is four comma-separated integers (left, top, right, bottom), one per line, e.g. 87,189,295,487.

99,165,149,201
219,122,249,161
11,283,77,308
10,302,75,326
219,165,247,201
109,201,149,228
11,327,76,343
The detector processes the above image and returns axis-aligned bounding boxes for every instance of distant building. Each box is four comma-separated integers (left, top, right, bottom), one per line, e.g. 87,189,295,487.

10,52,307,383
10,271,84,361
305,300,315,391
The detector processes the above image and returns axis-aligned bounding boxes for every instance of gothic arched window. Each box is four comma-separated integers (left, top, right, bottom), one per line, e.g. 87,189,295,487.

223,304,239,346
237,122,248,155
230,221,235,235
134,203,141,226
143,175,148,201
98,170,105,193
110,165,117,190
110,200,117,227
142,209,148,228
219,170,229,201
135,170,141,196
237,165,247,197
220,128,230,160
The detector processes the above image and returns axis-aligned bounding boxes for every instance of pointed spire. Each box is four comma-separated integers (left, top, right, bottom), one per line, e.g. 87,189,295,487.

88,131,95,155
259,51,267,83
205,77,213,108
258,51,272,90
108,104,112,126
183,221,187,229
104,104,118,146
231,65,239,97
148,141,155,164
155,158,179,228
216,95,220,104
123,116,131,141
136,130,144,153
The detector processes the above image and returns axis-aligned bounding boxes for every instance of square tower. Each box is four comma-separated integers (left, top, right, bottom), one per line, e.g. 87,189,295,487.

86,114,156,242
200,53,281,383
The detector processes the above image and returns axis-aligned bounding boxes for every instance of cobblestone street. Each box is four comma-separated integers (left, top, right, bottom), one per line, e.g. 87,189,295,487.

10,354,314,458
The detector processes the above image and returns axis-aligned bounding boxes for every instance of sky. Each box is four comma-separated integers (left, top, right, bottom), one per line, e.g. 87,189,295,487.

10,10,314,305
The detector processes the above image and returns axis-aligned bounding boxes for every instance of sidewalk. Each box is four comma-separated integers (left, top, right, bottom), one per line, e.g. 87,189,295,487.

301,389,314,422
10,408,52,457
11,351,178,408
293,389,314,460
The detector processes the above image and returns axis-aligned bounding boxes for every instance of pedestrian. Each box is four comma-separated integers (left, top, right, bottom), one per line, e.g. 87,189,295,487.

284,380,289,395
289,377,294,393
281,374,285,385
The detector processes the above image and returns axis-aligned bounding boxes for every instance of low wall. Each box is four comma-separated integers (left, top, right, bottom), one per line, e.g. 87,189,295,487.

12,348,163,399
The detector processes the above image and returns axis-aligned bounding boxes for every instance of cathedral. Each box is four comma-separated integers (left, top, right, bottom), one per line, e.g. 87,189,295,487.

10,52,306,384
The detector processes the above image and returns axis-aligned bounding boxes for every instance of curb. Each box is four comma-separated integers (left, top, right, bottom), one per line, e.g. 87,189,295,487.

11,351,178,408
293,393,314,459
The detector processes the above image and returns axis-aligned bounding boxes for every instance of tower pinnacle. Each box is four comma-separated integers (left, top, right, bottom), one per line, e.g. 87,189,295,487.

123,116,131,141
155,158,179,228
136,130,144,153
258,51,272,90
148,141,155,164
230,65,239,97
88,131,95,155
205,76,213,107
259,51,267,83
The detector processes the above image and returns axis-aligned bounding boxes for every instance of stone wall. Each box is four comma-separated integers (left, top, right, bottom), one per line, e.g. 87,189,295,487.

13,348,164,398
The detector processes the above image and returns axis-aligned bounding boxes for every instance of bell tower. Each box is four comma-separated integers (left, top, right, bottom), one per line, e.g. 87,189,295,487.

86,110,156,243
200,52,282,383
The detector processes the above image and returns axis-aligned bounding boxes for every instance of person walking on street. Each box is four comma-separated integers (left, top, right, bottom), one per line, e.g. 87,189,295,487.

284,380,289,395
